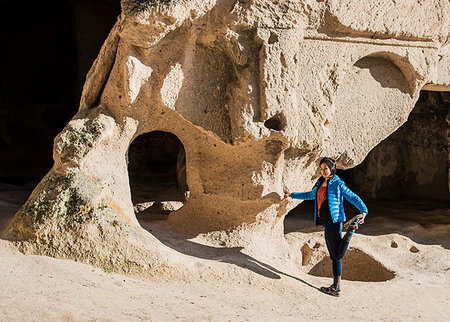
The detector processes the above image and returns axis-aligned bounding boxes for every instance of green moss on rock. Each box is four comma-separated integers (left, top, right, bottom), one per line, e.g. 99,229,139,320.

65,188,94,224
6,172,101,240
123,0,176,14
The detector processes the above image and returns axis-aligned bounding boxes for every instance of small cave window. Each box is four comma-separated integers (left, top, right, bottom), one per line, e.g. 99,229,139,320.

127,131,189,220
268,32,279,44
264,112,287,131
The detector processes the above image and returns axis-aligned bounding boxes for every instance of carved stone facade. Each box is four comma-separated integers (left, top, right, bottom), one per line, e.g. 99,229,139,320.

3,0,449,273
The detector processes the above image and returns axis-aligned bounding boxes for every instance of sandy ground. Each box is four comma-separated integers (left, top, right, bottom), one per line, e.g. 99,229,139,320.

0,183,449,321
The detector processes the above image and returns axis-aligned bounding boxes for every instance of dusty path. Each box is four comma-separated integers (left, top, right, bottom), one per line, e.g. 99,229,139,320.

1,242,448,321
0,185,449,321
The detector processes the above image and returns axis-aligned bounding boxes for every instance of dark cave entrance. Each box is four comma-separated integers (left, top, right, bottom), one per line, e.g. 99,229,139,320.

0,0,120,185
345,90,449,204
284,90,449,246
340,90,450,232
0,0,120,228
128,131,189,220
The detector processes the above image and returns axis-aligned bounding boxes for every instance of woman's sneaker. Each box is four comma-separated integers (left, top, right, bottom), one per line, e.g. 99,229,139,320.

320,285,340,297
343,214,364,230
348,221,359,230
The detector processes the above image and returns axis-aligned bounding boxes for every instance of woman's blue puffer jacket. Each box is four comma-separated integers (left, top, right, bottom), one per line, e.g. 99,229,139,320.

291,175,368,226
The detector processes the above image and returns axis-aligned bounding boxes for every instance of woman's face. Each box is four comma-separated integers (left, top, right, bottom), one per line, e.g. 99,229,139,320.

320,163,332,179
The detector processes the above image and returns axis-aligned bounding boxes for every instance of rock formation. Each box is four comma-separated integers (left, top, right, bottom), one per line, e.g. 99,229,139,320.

3,0,449,274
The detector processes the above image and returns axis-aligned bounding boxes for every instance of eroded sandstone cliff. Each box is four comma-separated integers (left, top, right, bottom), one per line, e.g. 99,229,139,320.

3,0,449,274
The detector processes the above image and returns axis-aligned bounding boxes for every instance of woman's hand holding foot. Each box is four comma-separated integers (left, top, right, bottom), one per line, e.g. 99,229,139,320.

358,213,367,225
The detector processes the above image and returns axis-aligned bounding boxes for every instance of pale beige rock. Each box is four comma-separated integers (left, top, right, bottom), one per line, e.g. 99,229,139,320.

424,45,450,90
2,0,449,275
325,0,449,42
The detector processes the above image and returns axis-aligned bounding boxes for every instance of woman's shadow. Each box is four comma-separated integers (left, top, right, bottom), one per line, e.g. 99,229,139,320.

139,219,318,290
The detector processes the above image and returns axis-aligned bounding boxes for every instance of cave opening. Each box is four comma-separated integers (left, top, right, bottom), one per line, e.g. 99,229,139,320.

308,249,395,282
0,0,120,185
284,90,449,248
345,90,449,204
264,112,287,131
128,131,188,221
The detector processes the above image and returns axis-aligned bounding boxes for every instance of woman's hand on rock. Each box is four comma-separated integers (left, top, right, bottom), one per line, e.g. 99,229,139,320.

283,186,291,198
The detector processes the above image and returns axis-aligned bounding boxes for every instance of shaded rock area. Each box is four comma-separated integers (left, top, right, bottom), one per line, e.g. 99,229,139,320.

308,249,395,282
0,0,120,183
1,0,449,276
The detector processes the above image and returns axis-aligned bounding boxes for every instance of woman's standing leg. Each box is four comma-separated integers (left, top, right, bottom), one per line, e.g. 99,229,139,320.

322,221,359,296
323,222,343,293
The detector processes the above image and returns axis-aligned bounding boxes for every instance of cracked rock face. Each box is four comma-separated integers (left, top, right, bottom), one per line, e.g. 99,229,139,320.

3,0,449,273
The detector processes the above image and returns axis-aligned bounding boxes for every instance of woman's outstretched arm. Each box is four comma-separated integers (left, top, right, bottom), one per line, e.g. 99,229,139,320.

284,186,317,200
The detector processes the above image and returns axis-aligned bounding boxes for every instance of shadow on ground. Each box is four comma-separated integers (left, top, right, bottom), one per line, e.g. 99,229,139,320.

2,183,447,284
0,183,317,290
139,218,318,290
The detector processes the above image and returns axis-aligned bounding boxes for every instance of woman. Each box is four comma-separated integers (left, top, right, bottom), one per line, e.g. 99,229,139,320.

284,157,367,297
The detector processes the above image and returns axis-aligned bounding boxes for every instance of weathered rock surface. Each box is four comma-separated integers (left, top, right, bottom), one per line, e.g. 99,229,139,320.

3,0,449,274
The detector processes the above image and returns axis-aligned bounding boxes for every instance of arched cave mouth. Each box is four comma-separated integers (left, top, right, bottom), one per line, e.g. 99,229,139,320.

341,90,449,231
264,112,287,132
284,90,449,247
128,131,189,221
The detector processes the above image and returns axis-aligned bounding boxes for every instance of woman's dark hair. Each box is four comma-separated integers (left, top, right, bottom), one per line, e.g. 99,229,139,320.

319,157,337,175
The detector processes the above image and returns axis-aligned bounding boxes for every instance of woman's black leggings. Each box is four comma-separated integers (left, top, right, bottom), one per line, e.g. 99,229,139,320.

323,221,351,276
